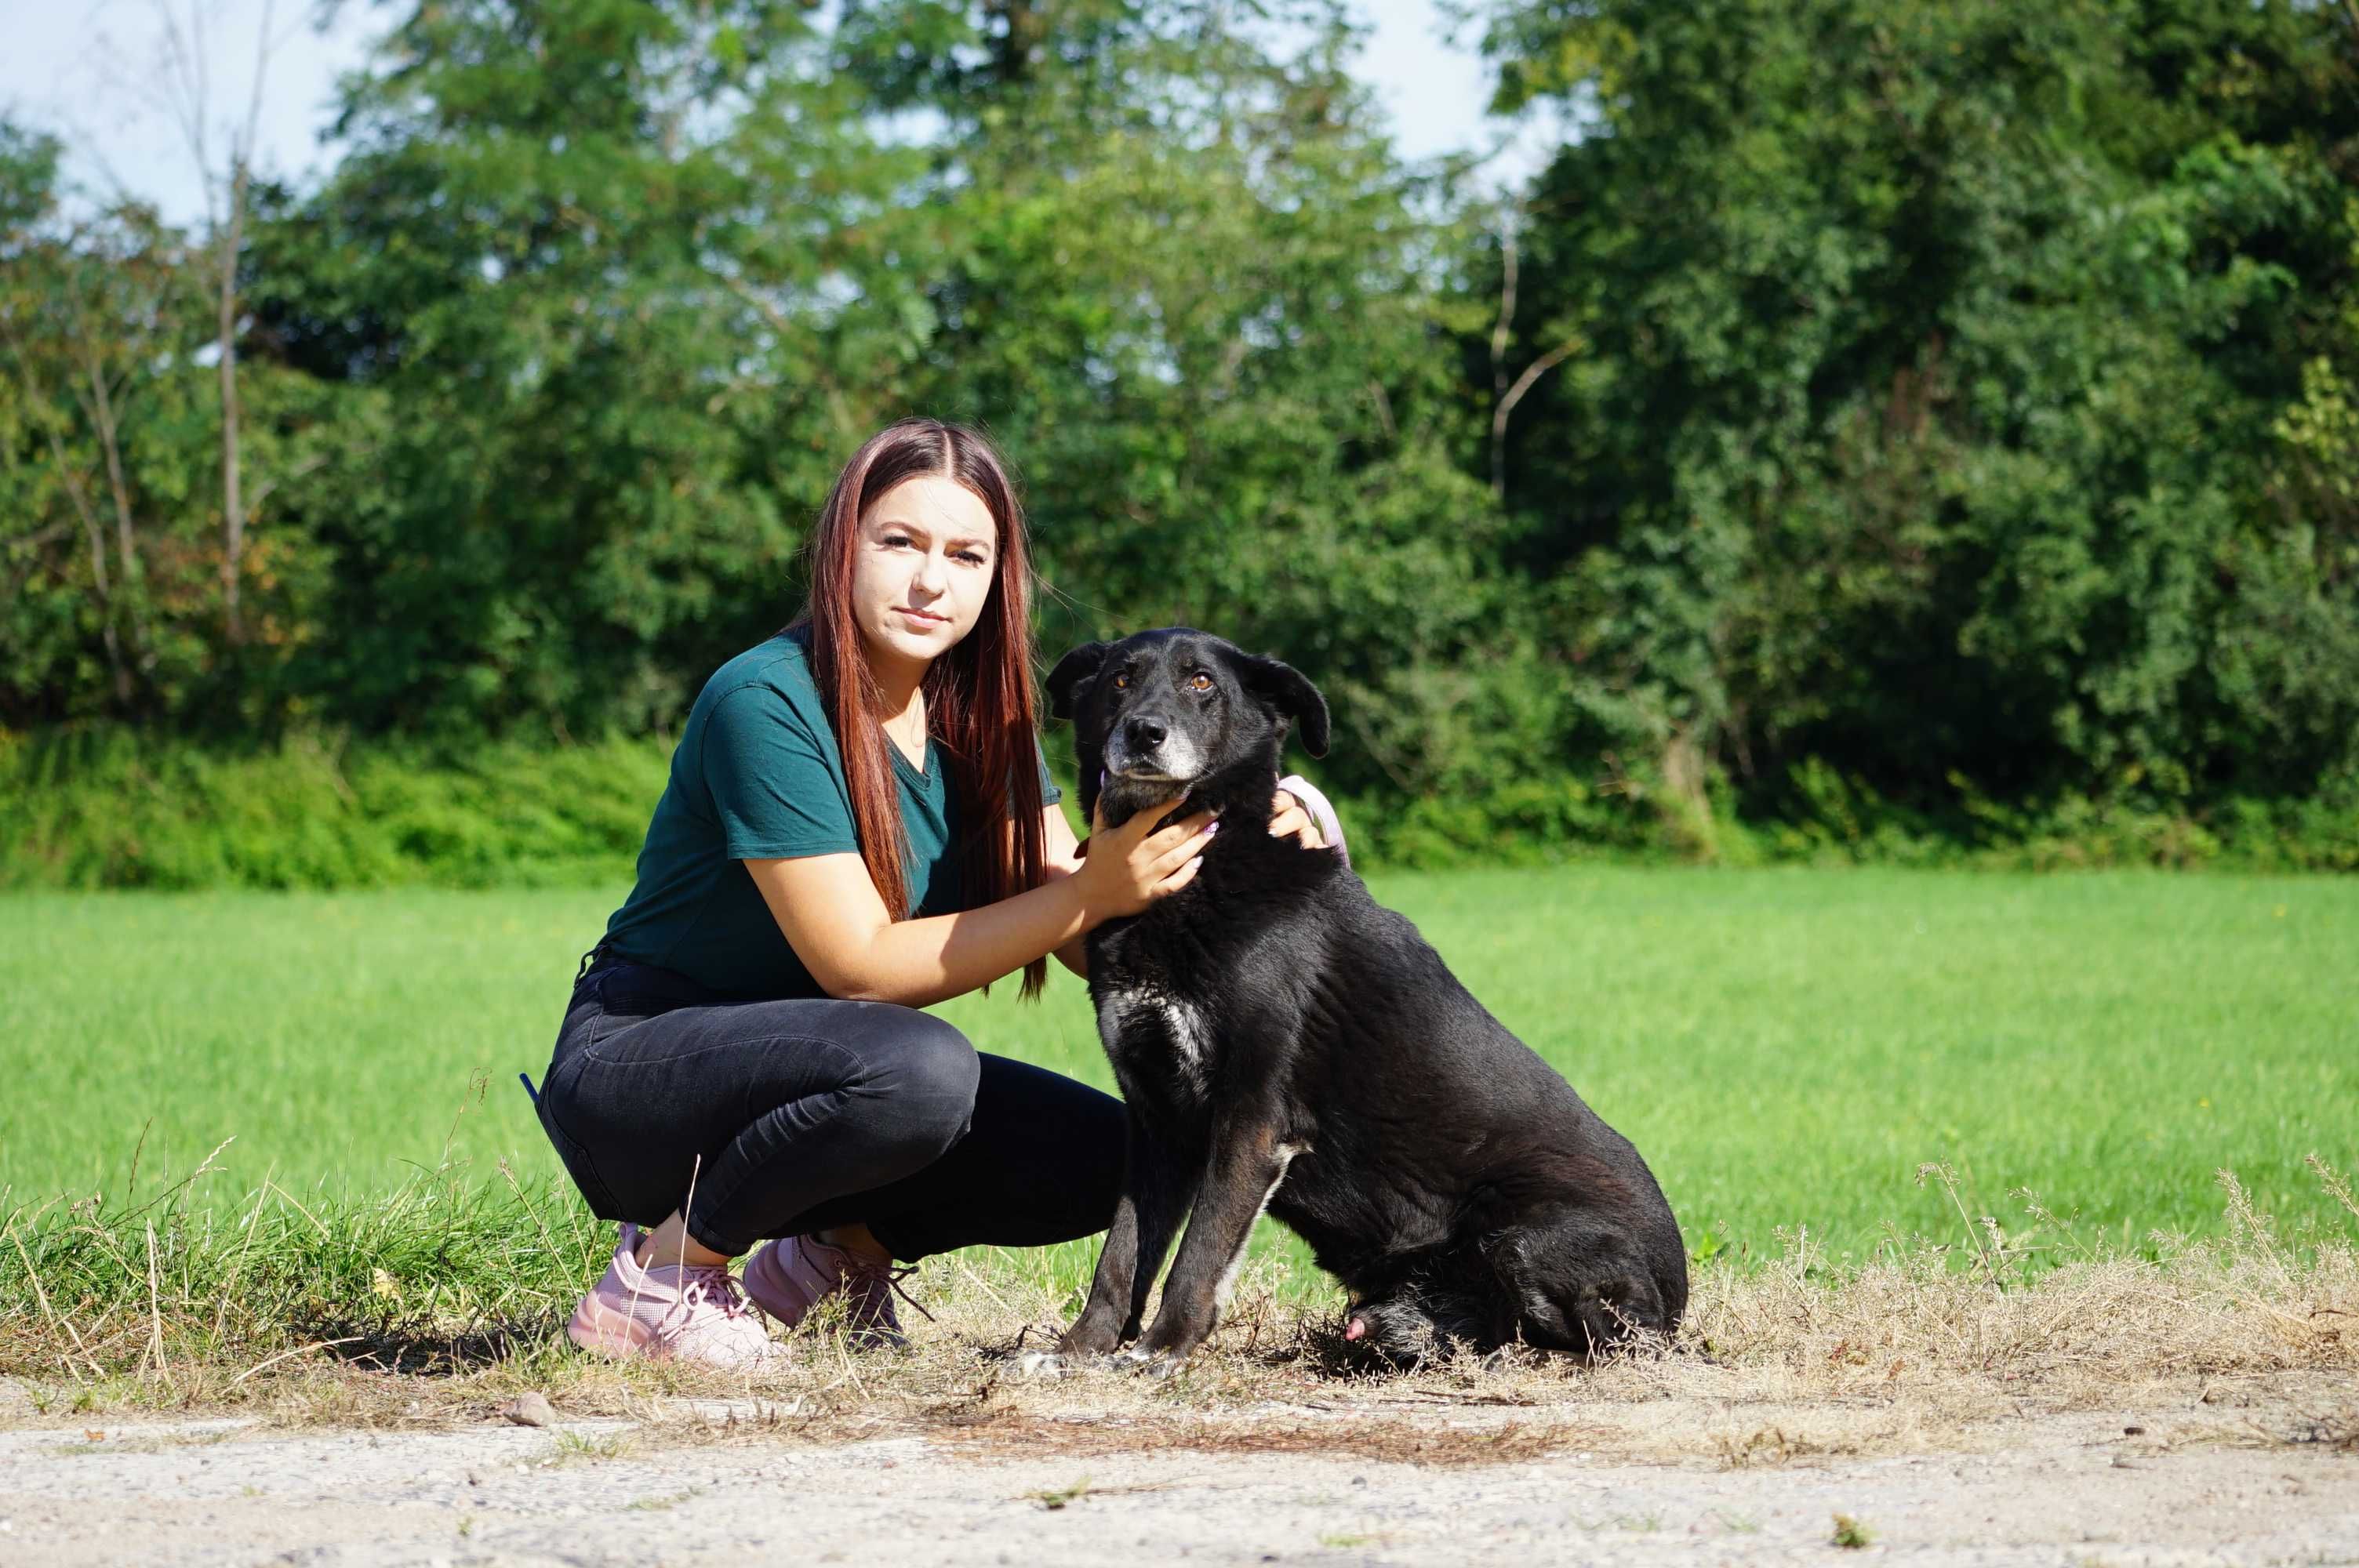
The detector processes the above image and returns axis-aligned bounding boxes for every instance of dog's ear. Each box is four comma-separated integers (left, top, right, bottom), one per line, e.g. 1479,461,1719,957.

1240,654,1329,758
1046,641,1114,722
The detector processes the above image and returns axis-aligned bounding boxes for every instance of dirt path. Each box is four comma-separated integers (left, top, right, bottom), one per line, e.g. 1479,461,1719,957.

4,1386,2354,1567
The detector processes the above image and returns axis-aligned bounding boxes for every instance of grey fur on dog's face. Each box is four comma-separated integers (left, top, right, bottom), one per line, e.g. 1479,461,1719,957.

1096,637,1219,786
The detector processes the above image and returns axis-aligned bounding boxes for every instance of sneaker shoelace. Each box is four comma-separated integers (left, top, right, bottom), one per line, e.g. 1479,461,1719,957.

842,1257,934,1324
670,1264,754,1323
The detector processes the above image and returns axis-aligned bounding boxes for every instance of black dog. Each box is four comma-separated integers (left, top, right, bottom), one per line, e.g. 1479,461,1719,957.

1036,628,1688,1374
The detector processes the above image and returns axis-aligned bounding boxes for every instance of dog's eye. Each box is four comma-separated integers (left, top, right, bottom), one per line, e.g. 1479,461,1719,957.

1189,673,1213,692
1112,673,1129,690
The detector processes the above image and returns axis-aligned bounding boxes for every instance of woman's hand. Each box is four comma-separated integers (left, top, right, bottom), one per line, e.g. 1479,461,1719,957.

1076,796,1217,921
1269,787,1325,850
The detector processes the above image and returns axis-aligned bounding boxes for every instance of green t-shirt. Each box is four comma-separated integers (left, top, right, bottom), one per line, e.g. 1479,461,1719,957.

600,626,1060,998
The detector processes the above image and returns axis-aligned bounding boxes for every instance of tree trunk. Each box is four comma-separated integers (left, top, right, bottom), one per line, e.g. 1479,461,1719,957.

217,158,249,644
47,420,129,705
6,310,132,705
1489,224,1517,500
1488,220,1581,503
986,0,1041,85
79,343,151,666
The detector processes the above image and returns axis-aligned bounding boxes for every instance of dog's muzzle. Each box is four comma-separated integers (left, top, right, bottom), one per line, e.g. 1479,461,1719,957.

1104,716,1201,783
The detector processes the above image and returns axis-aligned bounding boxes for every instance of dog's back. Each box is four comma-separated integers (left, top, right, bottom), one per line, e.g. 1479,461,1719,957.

1204,860,1688,1358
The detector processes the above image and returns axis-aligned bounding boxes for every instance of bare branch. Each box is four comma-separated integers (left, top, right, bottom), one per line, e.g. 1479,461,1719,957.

5,523,80,554
245,451,329,517
718,269,852,414
0,313,129,702
150,0,284,644
55,266,151,659
154,0,219,228
1488,213,1524,500
2,525,81,604
78,327,149,646
718,270,798,340
217,160,250,641
242,0,278,168
1489,220,1518,406
1491,338,1582,504
1365,379,1397,445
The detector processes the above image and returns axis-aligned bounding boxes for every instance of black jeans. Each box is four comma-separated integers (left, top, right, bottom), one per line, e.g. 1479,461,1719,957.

536,960,1127,1260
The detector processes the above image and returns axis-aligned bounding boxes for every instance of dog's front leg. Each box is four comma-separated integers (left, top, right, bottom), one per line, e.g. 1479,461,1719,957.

1056,1110,1188,1359
1123,1107,1295,1375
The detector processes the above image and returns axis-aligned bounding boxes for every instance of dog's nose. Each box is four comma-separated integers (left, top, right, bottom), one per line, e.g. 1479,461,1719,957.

1125,716,1168,750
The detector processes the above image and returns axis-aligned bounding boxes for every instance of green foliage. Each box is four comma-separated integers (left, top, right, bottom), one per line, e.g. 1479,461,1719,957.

0,728,668,891
0,124,347,729
4,0,2358,864
5,727,2350,888
1750,757,2359,872
1474,0,2359,837
235,0,1500,766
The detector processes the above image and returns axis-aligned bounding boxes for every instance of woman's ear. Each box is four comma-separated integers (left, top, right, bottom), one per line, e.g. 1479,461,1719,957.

1046,641,1113,721
1241,655,1330,757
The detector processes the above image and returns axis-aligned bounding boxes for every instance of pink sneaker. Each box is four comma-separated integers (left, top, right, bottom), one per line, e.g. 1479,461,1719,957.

742,1233,912,1348
566,1223,775,1369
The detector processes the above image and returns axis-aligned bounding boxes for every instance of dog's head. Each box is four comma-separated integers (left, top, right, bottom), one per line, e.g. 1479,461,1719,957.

1047,628,1329,826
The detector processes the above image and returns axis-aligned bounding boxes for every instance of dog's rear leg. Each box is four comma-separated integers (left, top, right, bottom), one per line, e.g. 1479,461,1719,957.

1127,1108,1295,1373
1057,1116,1186,1359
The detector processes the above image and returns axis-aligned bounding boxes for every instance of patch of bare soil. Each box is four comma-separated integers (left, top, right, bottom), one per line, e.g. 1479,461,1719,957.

3,1372,2353,1567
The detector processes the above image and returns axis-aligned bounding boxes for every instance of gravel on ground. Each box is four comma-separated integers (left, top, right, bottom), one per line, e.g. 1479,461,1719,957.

3,1381,2354,1566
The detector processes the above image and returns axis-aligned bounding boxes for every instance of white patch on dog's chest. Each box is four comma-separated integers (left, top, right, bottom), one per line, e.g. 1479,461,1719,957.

1096,983,1215,1083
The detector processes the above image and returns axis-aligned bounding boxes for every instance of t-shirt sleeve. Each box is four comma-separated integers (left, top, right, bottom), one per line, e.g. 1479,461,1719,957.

1035,734,1063,808
701,684,862,860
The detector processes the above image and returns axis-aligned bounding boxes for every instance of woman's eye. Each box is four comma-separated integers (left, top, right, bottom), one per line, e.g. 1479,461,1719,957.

1189,673,1213,692
881,534,912,548
955,551,987,566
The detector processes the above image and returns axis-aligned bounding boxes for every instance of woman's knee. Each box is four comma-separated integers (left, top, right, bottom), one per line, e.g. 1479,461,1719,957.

860,1010,980,1160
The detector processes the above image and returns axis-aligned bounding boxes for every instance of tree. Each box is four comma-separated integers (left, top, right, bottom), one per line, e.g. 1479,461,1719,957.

146,0,290,644
0,125,174,717
1467,0,2359,831
251,0,1517,798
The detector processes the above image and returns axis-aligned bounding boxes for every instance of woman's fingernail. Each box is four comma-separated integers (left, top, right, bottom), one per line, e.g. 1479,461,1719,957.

1204,820,1219,837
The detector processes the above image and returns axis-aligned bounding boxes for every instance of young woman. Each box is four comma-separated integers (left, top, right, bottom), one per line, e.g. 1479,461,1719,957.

535,418,1339,1366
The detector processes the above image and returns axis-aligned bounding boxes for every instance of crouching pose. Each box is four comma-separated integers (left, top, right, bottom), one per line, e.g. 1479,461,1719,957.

532,420,1332,1366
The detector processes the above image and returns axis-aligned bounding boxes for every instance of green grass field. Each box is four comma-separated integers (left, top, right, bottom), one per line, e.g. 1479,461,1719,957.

3,869,2353,1269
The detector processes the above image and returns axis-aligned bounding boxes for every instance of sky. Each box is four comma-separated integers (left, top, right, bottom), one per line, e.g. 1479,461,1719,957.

0,0,1555,228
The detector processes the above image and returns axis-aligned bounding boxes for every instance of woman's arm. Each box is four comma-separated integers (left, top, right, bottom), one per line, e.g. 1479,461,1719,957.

1038,801,1093,979
743,800,1212,1008
1035,785,1332,981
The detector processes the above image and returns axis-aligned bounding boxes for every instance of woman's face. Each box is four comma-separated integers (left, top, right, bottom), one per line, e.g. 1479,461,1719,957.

849,475,1000,676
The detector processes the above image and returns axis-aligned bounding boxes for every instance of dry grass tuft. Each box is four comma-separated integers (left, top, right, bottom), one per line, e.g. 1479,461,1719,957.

1658,1167,2357,1409
4,1160,2354,1468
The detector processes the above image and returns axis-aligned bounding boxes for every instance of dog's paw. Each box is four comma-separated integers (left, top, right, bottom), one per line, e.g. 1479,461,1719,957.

1012,1350,1071,1381
1112,1345,1190,1381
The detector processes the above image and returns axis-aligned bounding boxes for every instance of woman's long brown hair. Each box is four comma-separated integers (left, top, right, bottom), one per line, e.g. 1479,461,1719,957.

792,419,1052,999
